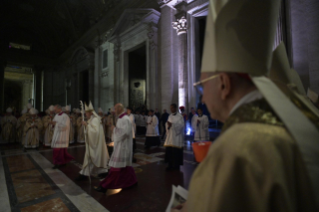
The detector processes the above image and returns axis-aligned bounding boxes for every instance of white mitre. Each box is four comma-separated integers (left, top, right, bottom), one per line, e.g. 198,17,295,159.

6,107,13,113
202,0,319,206
49,105,55,112
269,43,319,118
29,108,37,115
269,42,306,95
85,101,94,112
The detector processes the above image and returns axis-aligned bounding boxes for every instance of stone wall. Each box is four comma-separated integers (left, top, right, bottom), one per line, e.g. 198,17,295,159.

289,0,319,93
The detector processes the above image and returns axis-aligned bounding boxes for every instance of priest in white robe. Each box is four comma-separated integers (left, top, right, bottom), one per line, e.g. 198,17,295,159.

51,105,74,169
164,104,184,171
192,108,209,141
23,108,43,150
75,102,109,181
17,104,32,144
1,107,17,143
95,103,137,193
145,109,160,149
42,105,55,147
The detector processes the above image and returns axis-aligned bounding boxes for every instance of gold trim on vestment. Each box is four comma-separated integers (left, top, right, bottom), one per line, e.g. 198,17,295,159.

222,99,284,134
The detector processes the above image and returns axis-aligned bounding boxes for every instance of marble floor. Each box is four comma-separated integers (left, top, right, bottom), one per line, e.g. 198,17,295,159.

0,132,220,212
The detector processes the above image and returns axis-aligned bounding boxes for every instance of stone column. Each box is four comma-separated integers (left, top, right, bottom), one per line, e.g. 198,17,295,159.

22,80,33,107
89,68,94,103
0,61,5,112
160,5,177,110
147,23,159,110
113,40,121,104
172,15,188,110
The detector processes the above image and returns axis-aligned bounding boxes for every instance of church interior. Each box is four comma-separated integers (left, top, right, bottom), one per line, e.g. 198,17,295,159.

1,0,319,211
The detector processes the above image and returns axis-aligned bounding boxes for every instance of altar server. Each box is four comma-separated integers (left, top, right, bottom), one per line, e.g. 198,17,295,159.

51,105,74,169
164,104,184,171
192,108,209,141
145,109,160,149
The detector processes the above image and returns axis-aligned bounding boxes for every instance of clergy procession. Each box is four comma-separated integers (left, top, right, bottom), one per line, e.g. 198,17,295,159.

1,0,319,211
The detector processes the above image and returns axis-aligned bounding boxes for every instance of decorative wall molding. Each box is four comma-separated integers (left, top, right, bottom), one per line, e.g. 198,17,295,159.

100,71,109,78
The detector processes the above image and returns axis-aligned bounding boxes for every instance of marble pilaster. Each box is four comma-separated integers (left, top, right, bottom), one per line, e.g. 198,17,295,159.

160,5,179,110
173,7,189,110
0,62,4,112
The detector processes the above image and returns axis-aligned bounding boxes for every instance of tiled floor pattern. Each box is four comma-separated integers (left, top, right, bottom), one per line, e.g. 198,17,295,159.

0,130,220,212
2,154,79,212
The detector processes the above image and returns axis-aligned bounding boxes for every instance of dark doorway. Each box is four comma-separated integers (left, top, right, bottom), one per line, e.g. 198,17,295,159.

128,44,146,109
4,80,22,113
79,70,89,105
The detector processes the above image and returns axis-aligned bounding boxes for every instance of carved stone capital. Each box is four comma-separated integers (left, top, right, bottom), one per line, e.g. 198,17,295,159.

172,16,187,35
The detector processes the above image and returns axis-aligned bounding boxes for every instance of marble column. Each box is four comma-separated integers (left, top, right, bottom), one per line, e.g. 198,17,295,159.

173,15,188,110
0,61,5,112
22,80,33,107
113,40,121,104
160,5,178,110
88,68,94,103
147,23,159,110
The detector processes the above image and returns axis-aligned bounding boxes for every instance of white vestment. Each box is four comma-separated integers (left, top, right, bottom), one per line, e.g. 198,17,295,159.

51,113,70,148
128,114,136,139
80,115,109,176
192,114,210,141
164,113,184,148
109,113,133,168
146,116,159,137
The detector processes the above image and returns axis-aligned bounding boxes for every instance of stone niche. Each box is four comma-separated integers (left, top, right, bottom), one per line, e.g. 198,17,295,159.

108,9,160,109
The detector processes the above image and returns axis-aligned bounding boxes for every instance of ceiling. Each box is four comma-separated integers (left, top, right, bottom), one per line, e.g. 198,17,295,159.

0,0,112,59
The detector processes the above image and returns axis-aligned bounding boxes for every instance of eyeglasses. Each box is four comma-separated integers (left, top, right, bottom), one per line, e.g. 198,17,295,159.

193,74,220,95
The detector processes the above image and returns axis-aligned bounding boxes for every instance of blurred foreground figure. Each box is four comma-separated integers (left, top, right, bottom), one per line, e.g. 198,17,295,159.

175,0,319,212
